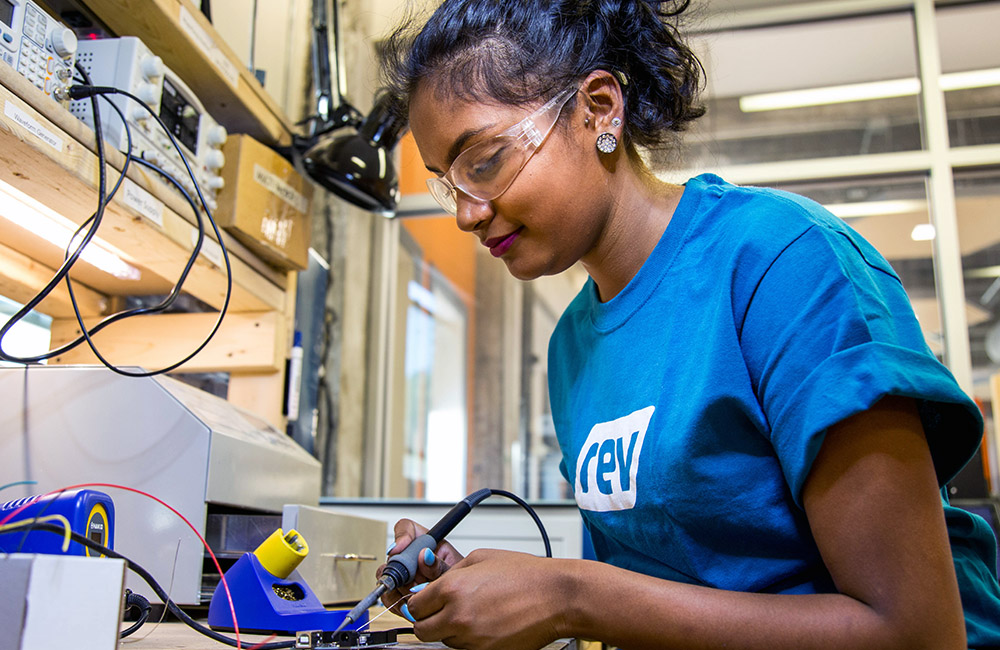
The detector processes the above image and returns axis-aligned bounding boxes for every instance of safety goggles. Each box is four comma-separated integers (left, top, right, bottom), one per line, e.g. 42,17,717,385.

426,87,577,216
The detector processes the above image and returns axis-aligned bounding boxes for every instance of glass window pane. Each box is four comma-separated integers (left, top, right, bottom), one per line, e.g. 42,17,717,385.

955,168,1000,458
680,13,922,167
375,215,588,501
770,177,942,354
518,271,587,501
937,2,1000,147
383,222,472,501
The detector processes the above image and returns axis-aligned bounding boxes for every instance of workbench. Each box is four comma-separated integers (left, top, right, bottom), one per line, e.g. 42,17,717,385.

123,614,579,649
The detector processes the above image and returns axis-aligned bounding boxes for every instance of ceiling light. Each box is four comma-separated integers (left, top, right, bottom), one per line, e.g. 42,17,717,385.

739,67,1000,112
823,199,926,219
910,223,936,241
940,67,1000,91
0,179,141,280
741,78,920,112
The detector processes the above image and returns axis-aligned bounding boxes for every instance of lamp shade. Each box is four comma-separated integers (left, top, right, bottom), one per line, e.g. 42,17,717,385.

301,94,406,217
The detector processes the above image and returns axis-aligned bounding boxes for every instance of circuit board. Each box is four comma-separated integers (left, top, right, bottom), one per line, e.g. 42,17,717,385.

293,628,454,649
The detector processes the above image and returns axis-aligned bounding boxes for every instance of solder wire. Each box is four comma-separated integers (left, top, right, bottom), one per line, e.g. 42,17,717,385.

122,538,180,644
356,593,413,632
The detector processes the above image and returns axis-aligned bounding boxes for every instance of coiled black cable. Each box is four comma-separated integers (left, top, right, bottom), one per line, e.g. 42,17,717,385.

120,588,151,638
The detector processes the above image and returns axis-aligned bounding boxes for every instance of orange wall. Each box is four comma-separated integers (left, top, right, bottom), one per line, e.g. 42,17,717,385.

399,131,434,195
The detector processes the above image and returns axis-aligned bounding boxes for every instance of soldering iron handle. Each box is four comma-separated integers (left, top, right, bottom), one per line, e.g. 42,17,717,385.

381,488,493,590
427,487,491,541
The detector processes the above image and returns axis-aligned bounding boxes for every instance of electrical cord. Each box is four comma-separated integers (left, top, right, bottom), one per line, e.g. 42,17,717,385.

40,135,212,361
1,483,247,648
0,70,233,377
0,64,120,364
120,589,151,638
63,82,233,377
486,488,552,557
9,522,296,649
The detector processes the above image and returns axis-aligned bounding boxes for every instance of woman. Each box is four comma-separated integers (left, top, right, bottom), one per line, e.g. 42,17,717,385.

376,1,1000,648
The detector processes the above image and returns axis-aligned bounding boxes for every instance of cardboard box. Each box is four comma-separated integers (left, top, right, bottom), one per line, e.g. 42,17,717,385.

215,134,313,270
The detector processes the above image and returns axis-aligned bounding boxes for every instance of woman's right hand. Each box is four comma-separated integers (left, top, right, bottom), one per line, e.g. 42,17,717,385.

376,518,465,618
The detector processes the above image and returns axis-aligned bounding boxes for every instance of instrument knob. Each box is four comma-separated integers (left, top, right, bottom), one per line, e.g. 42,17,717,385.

50,28,77,59
206,125,228,147
141,55,164,80
204,149,225,170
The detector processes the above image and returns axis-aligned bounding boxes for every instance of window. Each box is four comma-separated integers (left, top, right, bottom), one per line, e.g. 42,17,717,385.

334,0,1000,501
938,2,1000,148
681,12,922,168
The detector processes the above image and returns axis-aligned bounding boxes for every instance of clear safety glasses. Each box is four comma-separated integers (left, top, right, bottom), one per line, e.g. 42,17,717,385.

426,87,577,216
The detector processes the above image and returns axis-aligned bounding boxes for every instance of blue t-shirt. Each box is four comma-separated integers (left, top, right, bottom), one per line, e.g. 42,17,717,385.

548,174,1000,646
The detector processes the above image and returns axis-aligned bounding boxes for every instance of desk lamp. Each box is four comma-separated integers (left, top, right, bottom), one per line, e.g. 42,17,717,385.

293,0,405,217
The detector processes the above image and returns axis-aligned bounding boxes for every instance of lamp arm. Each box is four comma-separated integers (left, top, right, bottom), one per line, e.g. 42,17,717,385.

310,0,335,133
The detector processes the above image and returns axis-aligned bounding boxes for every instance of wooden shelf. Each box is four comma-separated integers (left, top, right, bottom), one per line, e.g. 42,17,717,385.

0,71,285,312
0,54,299,427
80,0,296,148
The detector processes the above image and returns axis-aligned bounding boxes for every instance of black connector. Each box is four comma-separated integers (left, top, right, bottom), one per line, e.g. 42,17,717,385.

67,84,118,100
295,628,402,649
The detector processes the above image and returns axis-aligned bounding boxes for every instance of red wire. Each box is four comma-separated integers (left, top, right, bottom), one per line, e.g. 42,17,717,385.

0,482,243,649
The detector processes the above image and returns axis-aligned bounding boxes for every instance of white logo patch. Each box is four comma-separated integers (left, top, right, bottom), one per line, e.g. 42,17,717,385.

574,406,654,512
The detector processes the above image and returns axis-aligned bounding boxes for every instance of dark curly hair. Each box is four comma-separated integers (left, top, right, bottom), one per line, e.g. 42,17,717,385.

379,0,706,152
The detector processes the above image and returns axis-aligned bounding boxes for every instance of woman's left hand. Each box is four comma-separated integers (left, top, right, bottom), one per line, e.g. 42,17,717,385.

404,548,568,650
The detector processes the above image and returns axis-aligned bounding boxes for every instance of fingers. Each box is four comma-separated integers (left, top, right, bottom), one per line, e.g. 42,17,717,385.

388,518,429,558
378,519,431,615
398,581,430,623
414,546,452,582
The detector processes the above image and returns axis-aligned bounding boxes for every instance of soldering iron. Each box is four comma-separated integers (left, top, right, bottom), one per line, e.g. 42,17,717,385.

335,487,552,633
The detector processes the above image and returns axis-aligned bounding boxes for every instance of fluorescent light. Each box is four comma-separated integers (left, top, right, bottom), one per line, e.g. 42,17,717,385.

740,67,1000,112
0,180,140,281
910,223,936,241
940,67,1000,91
741,78,920,112
823,199,926,219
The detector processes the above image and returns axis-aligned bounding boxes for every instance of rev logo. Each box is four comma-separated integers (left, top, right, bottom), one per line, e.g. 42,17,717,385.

574,406,654,512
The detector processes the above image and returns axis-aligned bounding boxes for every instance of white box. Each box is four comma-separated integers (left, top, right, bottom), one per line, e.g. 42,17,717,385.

0,554,125,650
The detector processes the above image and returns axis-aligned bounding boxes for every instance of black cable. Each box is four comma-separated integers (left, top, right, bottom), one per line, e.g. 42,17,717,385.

0,75,233,377
4,91,203,372
121,588,151,638
0,64,114,363
40,154,213,363
37,154,206,357
62,84,233,377
487,488,552,558
7,522,295,649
